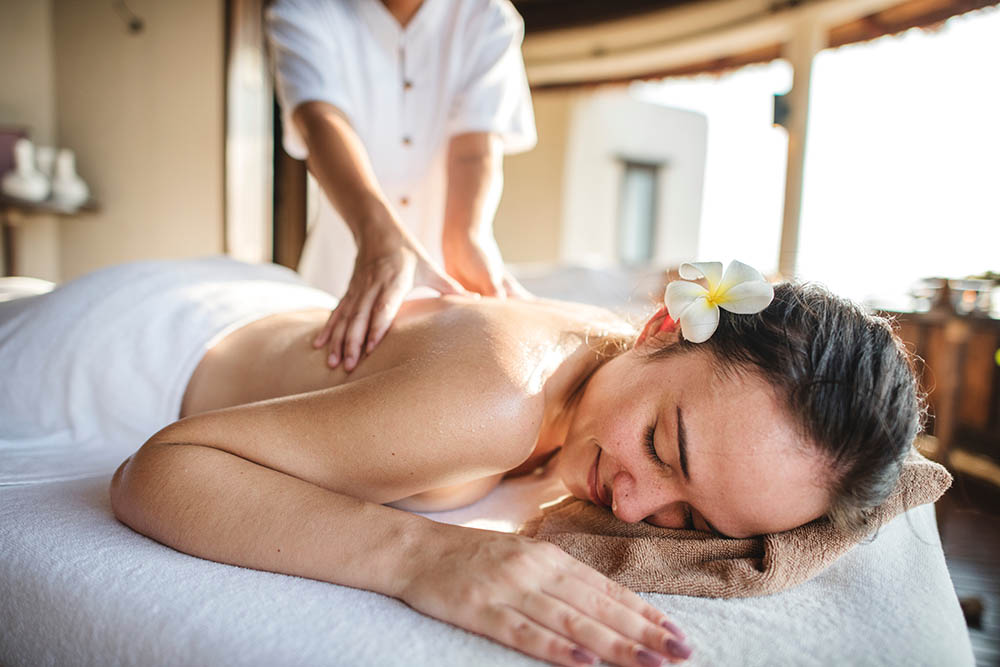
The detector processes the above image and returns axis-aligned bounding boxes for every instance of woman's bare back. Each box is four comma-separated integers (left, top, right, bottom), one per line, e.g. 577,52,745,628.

177,295,624,511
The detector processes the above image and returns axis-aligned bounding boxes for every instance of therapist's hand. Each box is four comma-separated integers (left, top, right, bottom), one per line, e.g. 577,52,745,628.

313,230,466,371
443,231,531,300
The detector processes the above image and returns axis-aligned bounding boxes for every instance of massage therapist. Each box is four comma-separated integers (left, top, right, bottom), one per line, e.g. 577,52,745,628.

266,0,537,371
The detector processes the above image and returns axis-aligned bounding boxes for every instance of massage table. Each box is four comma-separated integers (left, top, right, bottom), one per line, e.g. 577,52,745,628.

0,458,975,666
0,264,975,665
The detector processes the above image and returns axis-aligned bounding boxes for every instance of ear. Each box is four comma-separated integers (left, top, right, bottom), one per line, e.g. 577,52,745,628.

635,306,680,349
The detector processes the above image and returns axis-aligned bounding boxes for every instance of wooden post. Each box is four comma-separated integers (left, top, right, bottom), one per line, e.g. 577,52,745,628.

224,0,274,263
777,18,826,279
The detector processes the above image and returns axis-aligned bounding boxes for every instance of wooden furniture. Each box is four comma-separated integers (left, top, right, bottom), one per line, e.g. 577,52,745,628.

891,308,1000,467
0,194,98,276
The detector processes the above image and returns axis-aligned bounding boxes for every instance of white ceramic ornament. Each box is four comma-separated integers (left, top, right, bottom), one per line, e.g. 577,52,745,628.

51,149,89,208
36,146,56,179
1,138,50,202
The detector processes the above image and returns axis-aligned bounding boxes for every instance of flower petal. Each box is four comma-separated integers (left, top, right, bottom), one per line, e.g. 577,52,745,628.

717,281,775,314
678,262,723,290
678,296,720,343
716,260,767,296
665,280,709,321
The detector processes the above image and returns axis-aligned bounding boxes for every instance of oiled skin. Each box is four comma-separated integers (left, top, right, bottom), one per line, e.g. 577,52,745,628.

174,294,625,510
108,296,696,667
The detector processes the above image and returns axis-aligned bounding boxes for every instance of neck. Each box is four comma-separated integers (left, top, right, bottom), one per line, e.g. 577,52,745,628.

536,340,613,452
380,0,424,27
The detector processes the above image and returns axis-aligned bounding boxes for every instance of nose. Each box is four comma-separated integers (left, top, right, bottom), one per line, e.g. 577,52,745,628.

609,469,688,526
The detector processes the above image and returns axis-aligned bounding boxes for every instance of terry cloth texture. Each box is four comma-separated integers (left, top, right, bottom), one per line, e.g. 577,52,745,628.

522,449,951,598
0,257,336,485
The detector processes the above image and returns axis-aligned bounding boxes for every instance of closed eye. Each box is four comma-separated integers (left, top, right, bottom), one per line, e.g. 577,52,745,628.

643,424,661,464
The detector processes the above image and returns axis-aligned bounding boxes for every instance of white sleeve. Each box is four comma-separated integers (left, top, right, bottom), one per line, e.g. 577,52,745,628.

265,0,354,160
447,1,537,155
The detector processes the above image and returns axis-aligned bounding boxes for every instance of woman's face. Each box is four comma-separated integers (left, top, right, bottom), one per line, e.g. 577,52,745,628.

556,348,831,538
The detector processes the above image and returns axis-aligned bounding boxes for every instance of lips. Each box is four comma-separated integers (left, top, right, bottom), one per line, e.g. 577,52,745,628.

588,447,611,508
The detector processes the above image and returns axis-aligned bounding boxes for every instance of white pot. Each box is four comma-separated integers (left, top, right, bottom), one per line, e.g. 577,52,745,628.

51,149,89,208
1,138,50,202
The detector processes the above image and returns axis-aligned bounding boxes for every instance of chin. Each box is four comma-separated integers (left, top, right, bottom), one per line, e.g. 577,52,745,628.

550,448,576,496
556,443,591,503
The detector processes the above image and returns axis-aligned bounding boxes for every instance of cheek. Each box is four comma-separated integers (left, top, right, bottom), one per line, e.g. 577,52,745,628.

598,401,648,458
645,504,690,530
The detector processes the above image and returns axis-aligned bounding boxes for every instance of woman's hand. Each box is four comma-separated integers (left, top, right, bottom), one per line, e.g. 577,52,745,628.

444,231,531,300
313,229,467,371
396,524,692,666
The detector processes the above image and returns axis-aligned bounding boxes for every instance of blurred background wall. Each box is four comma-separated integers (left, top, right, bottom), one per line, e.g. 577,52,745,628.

0,0,60,280
1,0,225,282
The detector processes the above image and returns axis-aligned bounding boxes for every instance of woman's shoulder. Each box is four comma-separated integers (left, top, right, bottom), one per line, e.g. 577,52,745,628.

397,296,623,383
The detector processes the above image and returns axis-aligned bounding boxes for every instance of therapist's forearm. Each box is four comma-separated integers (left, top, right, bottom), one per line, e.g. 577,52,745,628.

293,101,406,246
443,132,504,243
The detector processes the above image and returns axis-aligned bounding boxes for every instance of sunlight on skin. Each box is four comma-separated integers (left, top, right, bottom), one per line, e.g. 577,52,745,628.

554,348,831,538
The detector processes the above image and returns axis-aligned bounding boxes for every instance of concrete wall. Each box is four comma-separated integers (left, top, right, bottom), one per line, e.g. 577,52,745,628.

0,0,225,281
52,0,225,280
561,92,707,267
494,88,576,263
0,0,60,280
495,88,706,267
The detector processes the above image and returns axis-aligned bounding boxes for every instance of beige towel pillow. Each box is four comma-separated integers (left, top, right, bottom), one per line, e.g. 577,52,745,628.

521,450,951,598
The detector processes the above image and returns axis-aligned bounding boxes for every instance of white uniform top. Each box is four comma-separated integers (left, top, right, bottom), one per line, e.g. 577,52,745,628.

266,0,537,296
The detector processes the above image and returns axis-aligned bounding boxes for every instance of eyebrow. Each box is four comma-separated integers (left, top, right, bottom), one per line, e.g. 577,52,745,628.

676,405,690,481
674,407,736,538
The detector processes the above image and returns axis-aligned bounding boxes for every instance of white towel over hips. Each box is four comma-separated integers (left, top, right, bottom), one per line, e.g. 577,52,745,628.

0,257,335,485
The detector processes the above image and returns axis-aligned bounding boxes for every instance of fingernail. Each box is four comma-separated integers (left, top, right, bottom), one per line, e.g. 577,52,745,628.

327,354,338,367
571,646,597,664
665,639,692,660
661,619,686,640
636,648,665,667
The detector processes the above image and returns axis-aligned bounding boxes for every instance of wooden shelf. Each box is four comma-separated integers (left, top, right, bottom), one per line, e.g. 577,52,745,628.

0,193,100,276
0,193,99,217
890,310,1000,469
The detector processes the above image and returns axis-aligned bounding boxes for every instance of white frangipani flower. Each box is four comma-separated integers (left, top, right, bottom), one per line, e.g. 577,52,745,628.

664,260,774,343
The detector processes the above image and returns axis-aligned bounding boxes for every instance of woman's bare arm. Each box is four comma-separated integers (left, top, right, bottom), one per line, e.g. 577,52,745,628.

110,440,431,596
109,359,689,666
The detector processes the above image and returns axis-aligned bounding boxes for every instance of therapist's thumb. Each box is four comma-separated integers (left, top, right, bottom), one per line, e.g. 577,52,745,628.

426,270,468,296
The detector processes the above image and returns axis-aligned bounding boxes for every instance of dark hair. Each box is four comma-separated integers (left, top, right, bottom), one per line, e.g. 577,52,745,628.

647,282,924,532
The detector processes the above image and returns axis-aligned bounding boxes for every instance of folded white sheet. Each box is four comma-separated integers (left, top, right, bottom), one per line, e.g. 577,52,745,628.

0,261,975,665
0,464,974,666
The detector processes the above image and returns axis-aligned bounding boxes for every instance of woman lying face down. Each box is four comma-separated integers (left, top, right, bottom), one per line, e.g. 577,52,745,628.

558,277,920,540
557,343,831,539
104,259,920,667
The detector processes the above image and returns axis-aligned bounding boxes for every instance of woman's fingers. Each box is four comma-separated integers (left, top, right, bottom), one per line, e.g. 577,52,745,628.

543,574,691,663
398,530,691,667
517,587,679,667
560,554,676,628
481,605,599,667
